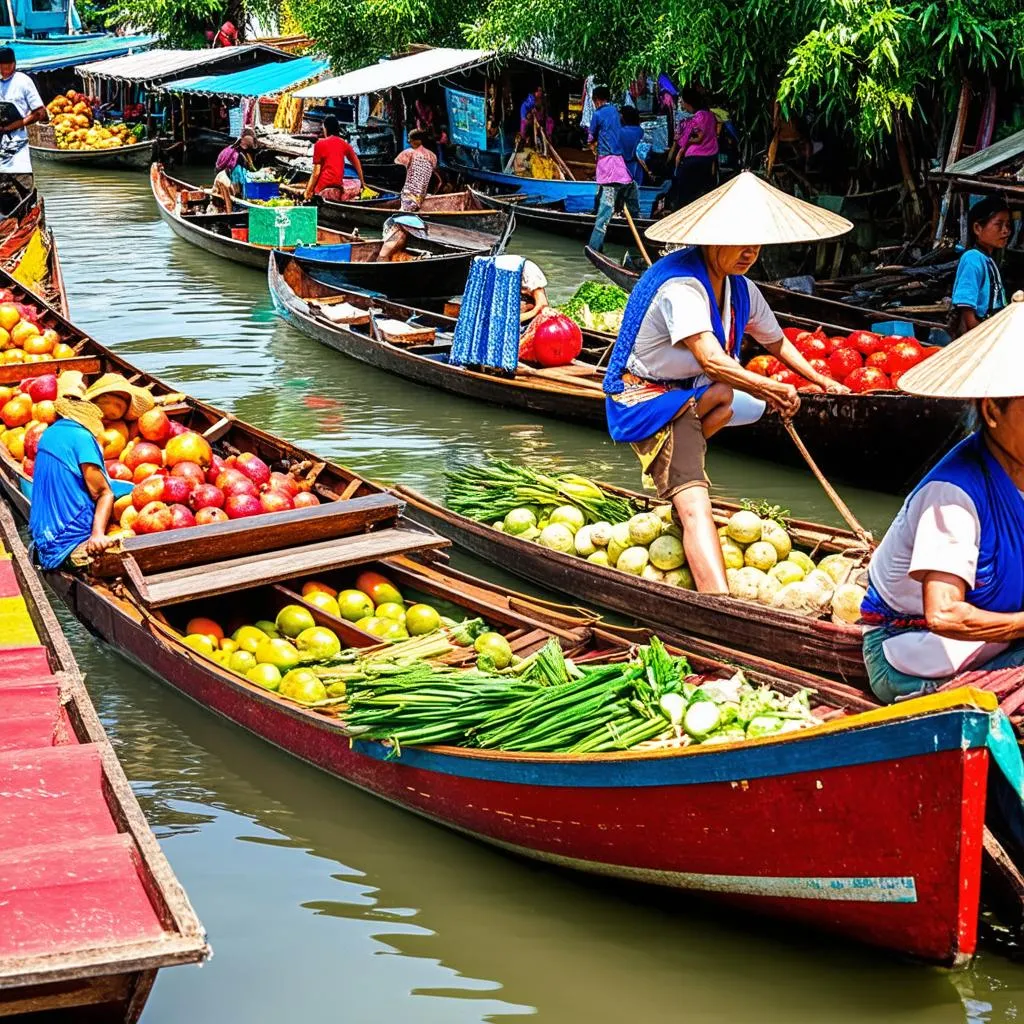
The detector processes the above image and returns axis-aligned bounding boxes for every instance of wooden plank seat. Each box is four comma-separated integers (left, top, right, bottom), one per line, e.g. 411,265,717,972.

0,646,52,681
0,356,101,386
374,318,436,345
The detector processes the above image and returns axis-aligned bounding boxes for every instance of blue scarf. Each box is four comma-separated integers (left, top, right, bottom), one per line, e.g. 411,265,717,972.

863,431,1024,624
603,247,750,443
450,256,523,372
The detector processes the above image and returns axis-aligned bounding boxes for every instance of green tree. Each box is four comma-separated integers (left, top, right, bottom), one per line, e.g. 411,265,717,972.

104,0,280,47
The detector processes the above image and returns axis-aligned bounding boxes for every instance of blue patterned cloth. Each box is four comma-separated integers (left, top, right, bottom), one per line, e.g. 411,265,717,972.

450,256,524,372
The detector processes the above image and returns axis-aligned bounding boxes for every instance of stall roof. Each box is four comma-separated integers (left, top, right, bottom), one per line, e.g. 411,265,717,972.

8,35,154,73
76,45,284,86
944,128,1024,177
163,56,329,99
294,47,493,99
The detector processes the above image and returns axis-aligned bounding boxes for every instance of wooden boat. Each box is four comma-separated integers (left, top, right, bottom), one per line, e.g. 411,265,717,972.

6,267,1024,964
472,186,658,246
583,245,971,493
151,164,358,270
0,500,208,1020
0,192,70,315
29,138,156,171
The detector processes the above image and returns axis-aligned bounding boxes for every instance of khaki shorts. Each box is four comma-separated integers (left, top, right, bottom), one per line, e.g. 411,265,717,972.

631,402,708,500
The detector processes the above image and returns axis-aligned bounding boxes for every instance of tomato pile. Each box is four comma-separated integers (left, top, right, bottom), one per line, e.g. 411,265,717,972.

746,327,939,393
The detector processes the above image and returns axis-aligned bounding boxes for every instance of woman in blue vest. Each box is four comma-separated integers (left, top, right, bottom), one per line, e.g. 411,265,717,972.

950,195,1011,338
862,292,1024,702
604,171,852,594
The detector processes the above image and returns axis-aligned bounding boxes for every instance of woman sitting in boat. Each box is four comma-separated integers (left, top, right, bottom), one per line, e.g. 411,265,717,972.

862,293,1024,702
603,172,851,594
304,116,366,204
28,373,148,571
950,195,1010,338
212,129,256,212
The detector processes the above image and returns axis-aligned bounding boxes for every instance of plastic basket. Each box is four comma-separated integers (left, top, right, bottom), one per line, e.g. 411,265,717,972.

247,204,318,247
871,320,915,338
243,180,281,201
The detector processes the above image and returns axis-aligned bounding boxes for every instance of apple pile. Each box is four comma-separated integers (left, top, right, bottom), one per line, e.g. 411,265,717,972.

746,327,939,394
0,295,75,366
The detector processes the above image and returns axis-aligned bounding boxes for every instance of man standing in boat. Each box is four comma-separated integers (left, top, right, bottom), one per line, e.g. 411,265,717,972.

304,116,366,203
587,86,640,253
862,294,1024,702
0,47,46,213
603,172,851,594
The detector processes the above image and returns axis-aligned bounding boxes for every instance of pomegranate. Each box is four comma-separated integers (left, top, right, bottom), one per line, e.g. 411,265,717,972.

795,334,828,359
781,326,803,343
21,456,33,477
770,370,805,387
123,441,162,472
106,461,133,482
132,462,162,483
268,471,299,498
235,452,271,489
293,492,319,509
205,453,227,484
828,348,862,380
23,374,56,402
865,351,890,371
167,420,188,438
260,490,294,514
224,493,262,519
221,475,258,499
161,475,191,505
189,484,225,511
134,501,172,534
132,475,166,511
846,331,885,356
137,408,171,444
522,313,583,368
170,461,206,490
807,358,831,378
845,366,892,393
168,504,197,530
215,467,247,491
165,431,212,469
23,422,47,459
195,506,229,525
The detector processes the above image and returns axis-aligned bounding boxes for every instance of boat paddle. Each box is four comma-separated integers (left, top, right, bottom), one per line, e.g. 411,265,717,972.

623,208,653,267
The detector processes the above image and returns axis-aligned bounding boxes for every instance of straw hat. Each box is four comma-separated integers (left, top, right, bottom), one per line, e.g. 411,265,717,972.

645,170,854,246
83,373,154,419
899,291,1024,399
54,394,105,439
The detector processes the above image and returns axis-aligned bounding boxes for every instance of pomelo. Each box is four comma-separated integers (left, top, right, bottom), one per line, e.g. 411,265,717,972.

538,523,575,553
549,505,585,533
275,604,315,638
405,604,440,636
255,638,300,672
744,541,778,572
726,510,762,545
502,507,537,535
246,663,282,691
337,589,374,622
616,546,650,575
786,551,815,576
295,626,341,662
304,591,341,617
474,631,512,669
649,534,684,571
586,550,610,566
627,512,661,546
760,520,792,560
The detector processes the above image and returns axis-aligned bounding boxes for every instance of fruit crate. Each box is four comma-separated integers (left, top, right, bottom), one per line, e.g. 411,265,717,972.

247,204,318,247
242,180,281,201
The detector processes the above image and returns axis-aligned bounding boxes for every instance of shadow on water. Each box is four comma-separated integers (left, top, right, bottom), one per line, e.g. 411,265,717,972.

30,164,1012,1022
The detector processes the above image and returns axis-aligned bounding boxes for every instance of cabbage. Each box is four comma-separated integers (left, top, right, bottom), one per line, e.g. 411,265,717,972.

770,561,804,585
574,525,596,556
665,567,695,589
589,521,612,547
503,507,537,535
729,566,767,601
627,512,662,546
760,520,792,560
817,554,855,585
519,525,541,541
550,505,585,533
616,546,650,575
757,573,782,606
744,541,778,571
642,563,666,582
538,523,575,553
726,510,762,545
720,539,745,570
831,582,866,623
649,534,685,570
587,550,610,566
787,551,815,575
607,522,633,565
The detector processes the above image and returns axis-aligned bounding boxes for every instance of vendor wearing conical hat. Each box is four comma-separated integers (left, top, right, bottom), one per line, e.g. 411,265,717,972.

28,372,133,570
603,172,852,593
862,293,1024,702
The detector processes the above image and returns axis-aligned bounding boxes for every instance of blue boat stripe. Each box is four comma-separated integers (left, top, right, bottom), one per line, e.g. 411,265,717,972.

353,709,990,788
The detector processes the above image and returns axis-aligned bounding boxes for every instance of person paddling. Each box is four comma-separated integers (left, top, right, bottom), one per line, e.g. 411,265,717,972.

862,293,1024,702
603,172,851,594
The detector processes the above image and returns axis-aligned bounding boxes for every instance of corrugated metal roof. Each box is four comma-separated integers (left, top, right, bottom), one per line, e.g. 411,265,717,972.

8,35,154,73
945,128,1024,177
75,45,282,86
294,47,492,99
163,56,328,98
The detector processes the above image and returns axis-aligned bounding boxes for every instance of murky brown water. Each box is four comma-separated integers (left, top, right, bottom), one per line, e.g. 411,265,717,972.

30,163,1022,1022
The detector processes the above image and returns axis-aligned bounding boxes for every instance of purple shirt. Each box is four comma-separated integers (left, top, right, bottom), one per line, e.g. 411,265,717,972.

679,109,718,158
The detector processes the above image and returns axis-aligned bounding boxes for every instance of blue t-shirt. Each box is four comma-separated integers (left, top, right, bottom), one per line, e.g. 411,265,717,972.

589,104,623,158
620,124,645,182
951,247,1006,320
29,419,110,569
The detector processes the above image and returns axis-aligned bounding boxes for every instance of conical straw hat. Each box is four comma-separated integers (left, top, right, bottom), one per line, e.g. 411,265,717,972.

899,291,1024,399
645,170,853,246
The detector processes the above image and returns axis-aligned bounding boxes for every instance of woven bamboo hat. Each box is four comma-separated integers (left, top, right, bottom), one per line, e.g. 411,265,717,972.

645,171,853,246
83,372,154,419
54,371,104,439
899,291,1024,398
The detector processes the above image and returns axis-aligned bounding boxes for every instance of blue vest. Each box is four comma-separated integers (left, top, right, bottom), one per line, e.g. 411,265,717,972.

603,247,750,443
863,431,1024,623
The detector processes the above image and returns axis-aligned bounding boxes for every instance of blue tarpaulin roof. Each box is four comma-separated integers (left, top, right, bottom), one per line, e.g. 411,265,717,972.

9,35,154,73
163,56,328,99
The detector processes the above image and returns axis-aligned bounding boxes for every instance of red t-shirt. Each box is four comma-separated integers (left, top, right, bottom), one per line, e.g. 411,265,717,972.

312,135,357,192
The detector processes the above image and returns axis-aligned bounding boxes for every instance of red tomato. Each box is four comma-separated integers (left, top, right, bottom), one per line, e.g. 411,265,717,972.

818,336,839,355
845,366,892,393
879,334,907,350
795,335,828,359
808,358,831,377
829,348,863,380
782,327,803,343
847,330,885,356
887,340,924,375
889,369,906,389
865,351,890,371
746,355,783,377
771,370,805,387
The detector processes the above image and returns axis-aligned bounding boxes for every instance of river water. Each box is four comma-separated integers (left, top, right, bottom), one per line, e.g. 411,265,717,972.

29,163,1024,1022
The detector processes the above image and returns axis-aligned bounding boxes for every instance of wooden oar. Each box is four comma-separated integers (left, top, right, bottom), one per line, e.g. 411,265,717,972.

623,208,653,267
783,419,874,549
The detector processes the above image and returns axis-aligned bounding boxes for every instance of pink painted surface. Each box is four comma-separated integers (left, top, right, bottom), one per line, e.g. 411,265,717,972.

0,646,51,678
0,558,19,596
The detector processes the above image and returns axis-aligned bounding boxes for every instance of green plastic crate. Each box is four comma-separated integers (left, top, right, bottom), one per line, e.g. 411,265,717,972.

247,204,318,247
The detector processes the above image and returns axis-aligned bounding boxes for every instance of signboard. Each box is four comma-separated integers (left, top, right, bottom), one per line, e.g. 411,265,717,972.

445,87,487,151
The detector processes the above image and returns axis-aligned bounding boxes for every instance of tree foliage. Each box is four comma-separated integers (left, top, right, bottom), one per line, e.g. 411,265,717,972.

102,0,279,47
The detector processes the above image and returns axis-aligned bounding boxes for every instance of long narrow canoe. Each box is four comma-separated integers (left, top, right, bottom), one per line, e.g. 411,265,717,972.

0,500,208,1021
30,138,156,171
583,246,970,493
3,266,1024,965
0,193,70,316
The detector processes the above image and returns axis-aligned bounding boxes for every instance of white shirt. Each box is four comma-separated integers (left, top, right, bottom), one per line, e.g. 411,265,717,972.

867,480,1010,677
626,276,782,381
0,71,43,175
494,254,547,294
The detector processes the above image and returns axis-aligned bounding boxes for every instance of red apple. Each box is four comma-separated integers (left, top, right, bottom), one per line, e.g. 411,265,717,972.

189,483,225,511
137,408,171,444
235,452,270,489
224,493,262,519
195,506,229,525
205,453,227,484
222,475,258,499
293,492,319,509
260,490,294,514
134,500,172,534
132,475,167,511
168,503,196,530
133,462,162,483
123,441,163,472
161,475,191,505
106,460,133,481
